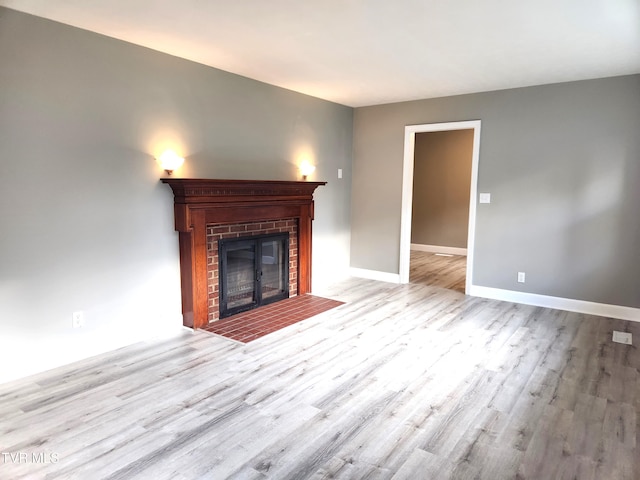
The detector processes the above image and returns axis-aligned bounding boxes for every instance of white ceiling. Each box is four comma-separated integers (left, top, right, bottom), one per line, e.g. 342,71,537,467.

2,0,639,107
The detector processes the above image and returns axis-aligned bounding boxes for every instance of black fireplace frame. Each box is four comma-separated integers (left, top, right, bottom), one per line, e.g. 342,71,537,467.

218,232,290,318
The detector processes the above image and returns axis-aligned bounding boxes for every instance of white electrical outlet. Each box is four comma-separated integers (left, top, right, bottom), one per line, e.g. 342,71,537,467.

612,331,632,345
72,311,84,328
338,168,343,179
517,272,525,283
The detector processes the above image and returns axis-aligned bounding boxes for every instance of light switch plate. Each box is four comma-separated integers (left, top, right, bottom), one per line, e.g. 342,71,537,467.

72,311,84,328
612,331,632,345
479,193,491,204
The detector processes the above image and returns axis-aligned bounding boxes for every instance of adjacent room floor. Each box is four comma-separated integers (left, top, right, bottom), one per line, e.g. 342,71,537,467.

409,250,466,292
1,265,638,479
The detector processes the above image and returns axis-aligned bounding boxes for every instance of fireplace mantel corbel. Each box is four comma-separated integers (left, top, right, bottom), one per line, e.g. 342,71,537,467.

161,178,326,329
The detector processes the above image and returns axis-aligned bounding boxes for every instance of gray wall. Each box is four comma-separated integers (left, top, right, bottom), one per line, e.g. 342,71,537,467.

352,75,640,308
0,8,353,383
411,130,473,248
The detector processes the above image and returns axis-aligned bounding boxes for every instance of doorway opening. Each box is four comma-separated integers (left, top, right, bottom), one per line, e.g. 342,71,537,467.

399,120,481,293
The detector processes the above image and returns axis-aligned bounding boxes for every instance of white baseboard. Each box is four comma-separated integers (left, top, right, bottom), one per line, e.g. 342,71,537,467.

469,285,640,323
349,267,400,284
411,244,467,256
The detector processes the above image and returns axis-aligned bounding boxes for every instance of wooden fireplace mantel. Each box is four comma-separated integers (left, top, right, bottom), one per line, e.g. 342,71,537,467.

162,178,326,329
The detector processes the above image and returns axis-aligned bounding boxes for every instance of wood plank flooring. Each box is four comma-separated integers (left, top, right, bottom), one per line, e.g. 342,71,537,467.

0,255,638,479
410,250,466,292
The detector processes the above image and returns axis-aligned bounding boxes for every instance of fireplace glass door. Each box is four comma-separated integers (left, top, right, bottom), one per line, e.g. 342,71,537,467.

219,233,289,318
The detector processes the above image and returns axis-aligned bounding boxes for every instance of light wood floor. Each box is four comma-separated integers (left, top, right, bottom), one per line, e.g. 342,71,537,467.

410,250,466,292
1,259,638,479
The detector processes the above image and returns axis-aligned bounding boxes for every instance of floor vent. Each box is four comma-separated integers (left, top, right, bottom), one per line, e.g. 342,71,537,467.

612,331,632,345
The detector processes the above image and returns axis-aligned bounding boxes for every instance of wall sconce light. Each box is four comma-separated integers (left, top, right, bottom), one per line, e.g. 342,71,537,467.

157,150,184,175
299,160,316,180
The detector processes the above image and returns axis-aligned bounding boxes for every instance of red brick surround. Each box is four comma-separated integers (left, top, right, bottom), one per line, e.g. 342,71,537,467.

206,219,298,322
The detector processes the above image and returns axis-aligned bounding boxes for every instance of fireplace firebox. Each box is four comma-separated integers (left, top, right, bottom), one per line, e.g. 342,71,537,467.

219,233,289,318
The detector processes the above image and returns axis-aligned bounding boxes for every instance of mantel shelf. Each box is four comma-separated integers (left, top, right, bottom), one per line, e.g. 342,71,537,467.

161,178,326,204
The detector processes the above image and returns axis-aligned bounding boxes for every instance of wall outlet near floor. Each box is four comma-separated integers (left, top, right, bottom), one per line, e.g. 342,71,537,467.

517,272,526,283
612,331,632,345
72,311,84,328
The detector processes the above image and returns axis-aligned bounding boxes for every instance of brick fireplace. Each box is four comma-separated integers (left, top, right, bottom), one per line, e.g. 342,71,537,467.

161,178,326,329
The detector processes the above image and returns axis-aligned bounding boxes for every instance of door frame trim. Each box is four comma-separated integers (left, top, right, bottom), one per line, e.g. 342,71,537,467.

399,120,481,293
